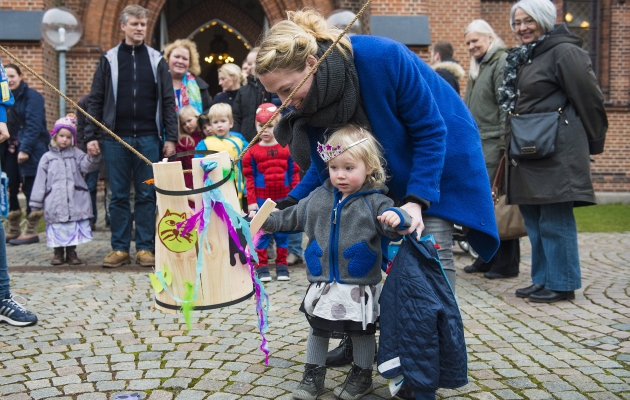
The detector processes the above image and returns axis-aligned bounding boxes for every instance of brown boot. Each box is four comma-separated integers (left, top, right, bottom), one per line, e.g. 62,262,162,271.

51,247,65,265
65,246,83,265
9,210,43,245
103,250,130,268
136,250,155,267
5,210,22,242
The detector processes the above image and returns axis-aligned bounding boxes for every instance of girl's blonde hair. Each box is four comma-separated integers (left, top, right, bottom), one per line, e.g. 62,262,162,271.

218,63,246,86
163,39,201,76
178,105,200,147
325,125,387,189
464,19,505,80
255,8,352,75
207,103,234,123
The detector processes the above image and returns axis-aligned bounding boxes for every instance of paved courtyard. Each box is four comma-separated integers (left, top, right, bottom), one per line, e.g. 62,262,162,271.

2,206,630,400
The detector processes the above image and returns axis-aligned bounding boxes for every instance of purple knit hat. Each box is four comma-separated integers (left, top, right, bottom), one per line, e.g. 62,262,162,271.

50,115,77,145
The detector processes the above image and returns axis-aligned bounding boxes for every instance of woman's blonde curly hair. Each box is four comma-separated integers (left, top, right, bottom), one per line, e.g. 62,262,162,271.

164,39,201,76
325,125,388,189
255,8,353,75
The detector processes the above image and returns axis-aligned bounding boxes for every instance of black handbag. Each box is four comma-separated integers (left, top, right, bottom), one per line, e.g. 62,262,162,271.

509,107,564,160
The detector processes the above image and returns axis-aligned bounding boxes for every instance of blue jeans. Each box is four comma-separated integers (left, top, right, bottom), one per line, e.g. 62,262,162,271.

288,232,303,257
0,222,10,297
85,170,99,224
103,136,159,253
519,202,581,291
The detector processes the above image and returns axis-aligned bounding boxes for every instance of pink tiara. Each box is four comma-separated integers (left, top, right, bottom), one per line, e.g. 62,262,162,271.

317,138,368,162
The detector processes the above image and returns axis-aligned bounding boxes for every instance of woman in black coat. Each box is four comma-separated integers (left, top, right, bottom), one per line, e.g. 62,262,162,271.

1,64,48,245
500,0,607,303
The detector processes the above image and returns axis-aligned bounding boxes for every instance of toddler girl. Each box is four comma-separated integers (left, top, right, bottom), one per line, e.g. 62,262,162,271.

197,114,213,137
176,105,203,189
257,125,411,400
29,116,101,265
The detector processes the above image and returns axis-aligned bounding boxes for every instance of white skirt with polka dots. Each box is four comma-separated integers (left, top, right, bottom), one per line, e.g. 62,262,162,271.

303,281,382,330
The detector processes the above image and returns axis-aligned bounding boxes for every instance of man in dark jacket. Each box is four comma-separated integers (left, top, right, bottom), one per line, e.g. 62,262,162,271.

85,4,178,268
430,41,465,95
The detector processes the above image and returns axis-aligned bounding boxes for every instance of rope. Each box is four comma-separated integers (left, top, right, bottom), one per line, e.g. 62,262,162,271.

0,44,154,167
0,1,372,170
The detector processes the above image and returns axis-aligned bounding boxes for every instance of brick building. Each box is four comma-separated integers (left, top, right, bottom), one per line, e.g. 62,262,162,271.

1,0,628,194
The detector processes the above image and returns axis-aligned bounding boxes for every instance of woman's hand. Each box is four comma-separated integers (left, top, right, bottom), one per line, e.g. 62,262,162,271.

17,151,29,164
400,202,424,238
377,210,401,229
0,122,9,144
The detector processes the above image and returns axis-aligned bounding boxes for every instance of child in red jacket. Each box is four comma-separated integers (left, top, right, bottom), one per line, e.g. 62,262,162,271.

242,103,300,281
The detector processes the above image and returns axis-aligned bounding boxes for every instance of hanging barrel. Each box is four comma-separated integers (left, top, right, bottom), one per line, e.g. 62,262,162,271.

151,151,270,313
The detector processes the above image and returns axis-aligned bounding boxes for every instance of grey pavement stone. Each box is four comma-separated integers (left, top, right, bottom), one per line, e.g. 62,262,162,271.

96,381,127,391
116,370,144,379
553,392,588,400
30,387,63,399
87,371,112,382
127,379,162,390
205,394,239,400
63,383,95,394
145,369,174,378
521,390,553,400
52,374,82,386
162,377,192,389
26,379,52,390
77,394,107,400
148,390,174,400
173,390,206,400
491,389,523,399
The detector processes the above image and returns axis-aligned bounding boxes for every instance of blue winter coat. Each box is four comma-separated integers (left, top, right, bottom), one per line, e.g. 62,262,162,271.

289,35,499,261
6,81,48,177
377,235,468,391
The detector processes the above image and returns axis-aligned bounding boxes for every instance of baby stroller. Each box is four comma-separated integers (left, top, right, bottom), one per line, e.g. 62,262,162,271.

453,224,478,258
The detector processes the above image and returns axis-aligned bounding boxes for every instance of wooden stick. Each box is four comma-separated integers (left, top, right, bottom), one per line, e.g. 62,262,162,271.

250,199,277,234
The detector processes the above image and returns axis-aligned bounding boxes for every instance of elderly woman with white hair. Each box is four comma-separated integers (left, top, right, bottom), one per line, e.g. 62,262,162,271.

462,20,521,280
499,0,607,303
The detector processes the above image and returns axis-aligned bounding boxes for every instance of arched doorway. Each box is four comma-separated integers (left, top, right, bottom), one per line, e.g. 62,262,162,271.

188,20,252,96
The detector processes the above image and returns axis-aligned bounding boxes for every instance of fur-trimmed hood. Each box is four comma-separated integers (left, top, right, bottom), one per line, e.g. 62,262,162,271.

431,59,465,80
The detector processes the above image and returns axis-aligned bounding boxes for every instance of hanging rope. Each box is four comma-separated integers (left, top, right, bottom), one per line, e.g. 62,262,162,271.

0,1,371,171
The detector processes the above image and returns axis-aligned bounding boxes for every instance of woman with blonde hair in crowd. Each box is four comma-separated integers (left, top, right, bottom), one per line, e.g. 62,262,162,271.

462,19,520,280
212,63,246,108
164,39,211,114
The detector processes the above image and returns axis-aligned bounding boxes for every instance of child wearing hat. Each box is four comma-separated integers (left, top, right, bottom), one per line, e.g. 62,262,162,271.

29,115,102,265
242,103,300,281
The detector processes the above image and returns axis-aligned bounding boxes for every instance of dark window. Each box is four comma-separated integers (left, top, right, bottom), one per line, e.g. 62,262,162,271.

563,0,600,75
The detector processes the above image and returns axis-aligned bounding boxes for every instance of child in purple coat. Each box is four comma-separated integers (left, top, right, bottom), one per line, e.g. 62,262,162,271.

29,116,101,265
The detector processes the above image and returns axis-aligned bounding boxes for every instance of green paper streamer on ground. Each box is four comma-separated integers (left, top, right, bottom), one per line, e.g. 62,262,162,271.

181,281,195,330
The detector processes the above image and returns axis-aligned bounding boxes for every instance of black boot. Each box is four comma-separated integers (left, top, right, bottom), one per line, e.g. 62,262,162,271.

326,334,353,367
484,239,520,279
333,364,373,400
51,247,65,265
293,363,326,400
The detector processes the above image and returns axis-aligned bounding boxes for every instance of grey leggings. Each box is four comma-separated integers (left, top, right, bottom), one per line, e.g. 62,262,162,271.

421,215,456,290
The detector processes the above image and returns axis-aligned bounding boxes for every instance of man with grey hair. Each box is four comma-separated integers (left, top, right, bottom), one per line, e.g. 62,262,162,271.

326,9,361,35
85,4,178,268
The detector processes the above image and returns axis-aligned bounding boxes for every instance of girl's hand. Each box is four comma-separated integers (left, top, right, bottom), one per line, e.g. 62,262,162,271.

400,202,424,239
247,204,259,212
17,151,29,163
87,146,100,157
377,211,401,229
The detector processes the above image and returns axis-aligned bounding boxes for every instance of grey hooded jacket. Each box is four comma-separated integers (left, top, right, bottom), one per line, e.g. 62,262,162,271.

30,147,102,224
262,179,411,285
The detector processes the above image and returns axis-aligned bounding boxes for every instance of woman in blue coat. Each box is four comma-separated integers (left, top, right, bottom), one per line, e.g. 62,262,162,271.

255,9,499,400
1,64,48,245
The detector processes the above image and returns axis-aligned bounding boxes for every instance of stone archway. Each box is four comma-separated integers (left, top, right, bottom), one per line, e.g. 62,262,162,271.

81,0,335,52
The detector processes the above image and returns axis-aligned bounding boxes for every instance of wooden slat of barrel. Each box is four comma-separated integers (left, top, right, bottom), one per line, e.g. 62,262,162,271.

153,160,199,314
192,152,252,305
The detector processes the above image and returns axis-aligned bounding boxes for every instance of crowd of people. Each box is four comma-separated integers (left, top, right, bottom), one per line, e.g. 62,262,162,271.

0,0,607,399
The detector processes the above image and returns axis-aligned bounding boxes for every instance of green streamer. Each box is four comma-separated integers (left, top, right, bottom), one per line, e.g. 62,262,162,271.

181,281,195,330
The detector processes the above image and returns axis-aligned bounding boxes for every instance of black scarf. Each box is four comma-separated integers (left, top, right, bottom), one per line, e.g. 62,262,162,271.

498,34,549,112
274,41,371,170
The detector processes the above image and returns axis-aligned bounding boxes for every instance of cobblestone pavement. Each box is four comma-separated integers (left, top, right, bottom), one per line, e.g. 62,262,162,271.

2,210,630,400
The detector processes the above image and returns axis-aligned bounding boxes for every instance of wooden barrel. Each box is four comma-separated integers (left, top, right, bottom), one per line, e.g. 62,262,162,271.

152,151,254,313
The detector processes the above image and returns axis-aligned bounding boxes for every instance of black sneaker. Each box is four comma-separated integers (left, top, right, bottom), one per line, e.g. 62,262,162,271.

293,363,326,400
257,266,272,282
333,364,373,400
0,293,38,326
276,264,290,281
325,334,353,367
